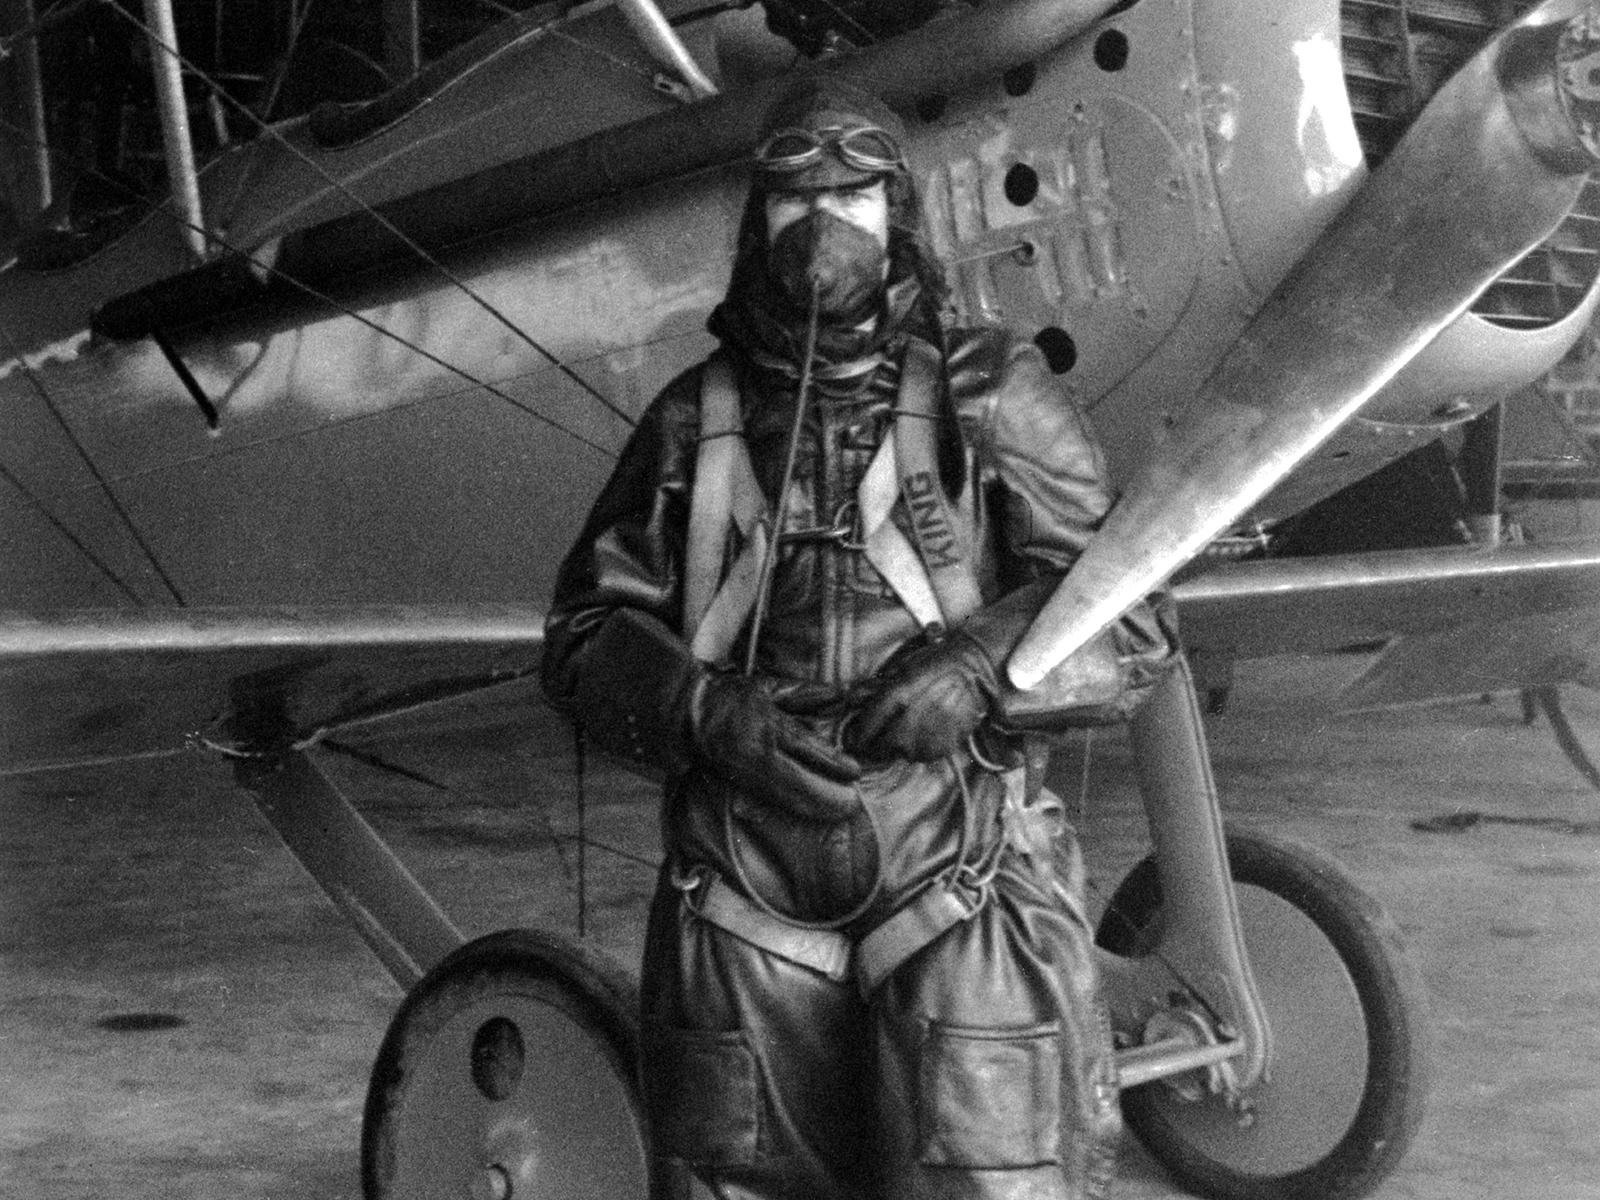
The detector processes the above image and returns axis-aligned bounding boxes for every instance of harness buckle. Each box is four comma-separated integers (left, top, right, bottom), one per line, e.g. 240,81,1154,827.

951,855,1000,915
670,863,709,894
778,499,867,550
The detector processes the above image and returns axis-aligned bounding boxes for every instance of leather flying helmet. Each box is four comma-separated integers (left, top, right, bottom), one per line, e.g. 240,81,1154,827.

754,78,909,191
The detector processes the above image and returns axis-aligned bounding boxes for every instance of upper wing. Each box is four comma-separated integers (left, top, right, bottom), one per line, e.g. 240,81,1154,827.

0,604,552,775
1174,538,1600,706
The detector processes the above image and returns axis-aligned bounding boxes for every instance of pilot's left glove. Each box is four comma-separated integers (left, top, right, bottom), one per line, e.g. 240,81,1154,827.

844,578,1061,762
844,630,1001,762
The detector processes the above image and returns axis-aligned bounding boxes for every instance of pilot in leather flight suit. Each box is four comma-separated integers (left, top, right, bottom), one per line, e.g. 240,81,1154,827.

543,79,1167,1200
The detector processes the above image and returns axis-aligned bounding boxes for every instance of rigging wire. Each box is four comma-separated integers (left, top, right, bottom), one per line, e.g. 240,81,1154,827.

556,833,660,870
0,312,188,605
98,0,638,429
0,111,618,457
0,454,145,605
0,0,94,56
544,24,667,90
253,0,319,125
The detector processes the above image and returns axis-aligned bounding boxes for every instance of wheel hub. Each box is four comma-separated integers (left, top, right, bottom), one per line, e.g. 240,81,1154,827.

362,930,646,1200
1141,1005,1240,1105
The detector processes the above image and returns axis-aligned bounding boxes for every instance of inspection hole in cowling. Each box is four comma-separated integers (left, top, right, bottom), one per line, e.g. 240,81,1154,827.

472,1016,527,1102
1034,327,1078,374
1004,163,1039,207
1094,29,1130,71
96,1012,188,1033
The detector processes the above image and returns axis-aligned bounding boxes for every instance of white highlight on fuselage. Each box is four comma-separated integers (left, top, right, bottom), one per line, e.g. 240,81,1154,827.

0,328,92,380
1293,35,1365,198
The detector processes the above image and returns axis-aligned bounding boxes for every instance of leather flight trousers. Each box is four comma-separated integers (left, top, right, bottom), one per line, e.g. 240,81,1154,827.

639,847,1120,1200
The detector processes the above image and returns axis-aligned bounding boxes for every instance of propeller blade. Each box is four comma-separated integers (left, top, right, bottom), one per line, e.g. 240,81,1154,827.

1009,3,1600,689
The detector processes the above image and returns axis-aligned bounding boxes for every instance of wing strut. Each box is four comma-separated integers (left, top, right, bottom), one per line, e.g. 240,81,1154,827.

241,750,465,990
616,0,718,99
150,328,220,430
141,0,206,262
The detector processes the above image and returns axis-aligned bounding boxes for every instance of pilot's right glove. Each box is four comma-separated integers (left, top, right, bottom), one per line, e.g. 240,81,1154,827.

692,671,862,822
566,607,861,822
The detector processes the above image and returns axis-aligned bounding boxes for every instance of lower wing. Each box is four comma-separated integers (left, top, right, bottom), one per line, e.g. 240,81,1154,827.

1173,538,1600,707
6,536,1599,774
0,604,552,776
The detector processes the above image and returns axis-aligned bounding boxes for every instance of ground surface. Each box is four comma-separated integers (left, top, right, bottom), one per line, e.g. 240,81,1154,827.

2,652,1598,1199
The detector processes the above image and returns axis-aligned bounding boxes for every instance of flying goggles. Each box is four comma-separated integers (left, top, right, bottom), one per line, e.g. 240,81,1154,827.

755,124,906,177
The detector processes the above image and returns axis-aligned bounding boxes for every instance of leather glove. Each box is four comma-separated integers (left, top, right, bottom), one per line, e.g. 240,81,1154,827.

692,673,862,822
844,630,1001,762
565,608,860,821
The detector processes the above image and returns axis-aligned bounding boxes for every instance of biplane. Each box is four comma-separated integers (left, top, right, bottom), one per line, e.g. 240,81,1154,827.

4,0,1600,1197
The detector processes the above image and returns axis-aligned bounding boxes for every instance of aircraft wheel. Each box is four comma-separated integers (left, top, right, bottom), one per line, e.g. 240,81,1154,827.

361,928,646,1200
1095,830,1430,1200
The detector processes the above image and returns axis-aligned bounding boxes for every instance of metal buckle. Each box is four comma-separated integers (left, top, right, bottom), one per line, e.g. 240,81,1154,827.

670,863,708,894
951,854,1000,917
778,499,865,550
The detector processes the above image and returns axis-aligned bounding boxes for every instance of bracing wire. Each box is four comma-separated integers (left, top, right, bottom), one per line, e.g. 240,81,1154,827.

0,454,145,605
253,0,319,125
98,0,638,429
0,313,188,605
0,0,94,53
544,26,664,90
0,111,618,458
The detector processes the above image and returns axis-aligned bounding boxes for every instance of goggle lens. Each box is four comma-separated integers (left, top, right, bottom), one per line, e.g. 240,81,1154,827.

836,127,902,171
756,124,905,175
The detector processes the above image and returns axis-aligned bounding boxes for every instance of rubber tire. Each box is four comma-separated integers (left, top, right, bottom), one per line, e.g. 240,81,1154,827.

361,928,646,1200
1095,829,1431,1200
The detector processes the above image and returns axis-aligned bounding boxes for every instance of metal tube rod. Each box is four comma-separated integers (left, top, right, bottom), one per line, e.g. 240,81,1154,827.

6,0,51,216
1115,1036,1244,1090
141,0,207,261
1124,655,1272,1087
615,0,718,99
247,750,464,989
1458,401,1505,542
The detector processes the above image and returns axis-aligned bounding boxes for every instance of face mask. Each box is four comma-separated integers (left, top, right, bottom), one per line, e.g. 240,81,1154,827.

766,209,888,324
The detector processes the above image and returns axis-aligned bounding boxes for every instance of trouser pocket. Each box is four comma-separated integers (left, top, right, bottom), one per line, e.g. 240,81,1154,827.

644,1023,761,1168
918,1020,1062,1168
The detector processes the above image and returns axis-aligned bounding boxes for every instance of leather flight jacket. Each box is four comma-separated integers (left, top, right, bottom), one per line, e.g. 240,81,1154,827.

544,325,1135,705
543,326,1172,927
